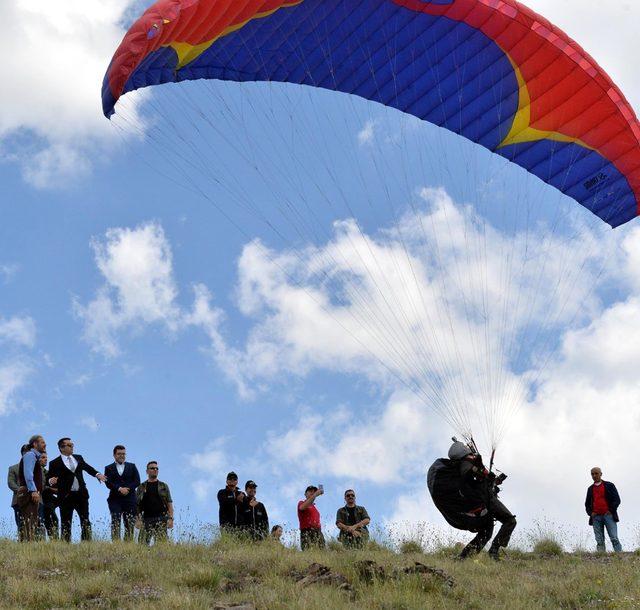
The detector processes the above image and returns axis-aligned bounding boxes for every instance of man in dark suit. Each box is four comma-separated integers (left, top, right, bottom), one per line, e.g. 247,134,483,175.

104,444,140,541
47,437,107,542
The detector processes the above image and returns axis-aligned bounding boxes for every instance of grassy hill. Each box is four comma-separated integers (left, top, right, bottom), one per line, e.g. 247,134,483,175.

1,537,639,609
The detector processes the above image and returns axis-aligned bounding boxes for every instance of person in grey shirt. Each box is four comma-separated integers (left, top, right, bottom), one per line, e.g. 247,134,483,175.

7,444,29,535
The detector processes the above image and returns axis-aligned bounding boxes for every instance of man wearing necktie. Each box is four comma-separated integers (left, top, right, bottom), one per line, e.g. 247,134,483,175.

47,437,107,542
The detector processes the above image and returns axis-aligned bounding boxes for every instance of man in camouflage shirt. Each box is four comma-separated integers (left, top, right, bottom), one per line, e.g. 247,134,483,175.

136,461,173,544
336,489,370,548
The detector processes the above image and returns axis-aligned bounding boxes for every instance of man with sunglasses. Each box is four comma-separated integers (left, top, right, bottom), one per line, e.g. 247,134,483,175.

136,461,173,544
336,489,370,549
47,438,107,542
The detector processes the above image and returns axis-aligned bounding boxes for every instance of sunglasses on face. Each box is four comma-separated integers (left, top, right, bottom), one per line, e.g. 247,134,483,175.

148,467,159,470
346,494,355,499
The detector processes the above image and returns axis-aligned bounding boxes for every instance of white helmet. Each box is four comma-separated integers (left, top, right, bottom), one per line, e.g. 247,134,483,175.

448,441,472,460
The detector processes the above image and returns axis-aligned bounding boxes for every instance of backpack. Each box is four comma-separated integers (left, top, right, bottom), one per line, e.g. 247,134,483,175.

427,458,489,531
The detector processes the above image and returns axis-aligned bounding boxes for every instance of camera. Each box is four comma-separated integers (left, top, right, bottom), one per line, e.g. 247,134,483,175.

495,472,507,485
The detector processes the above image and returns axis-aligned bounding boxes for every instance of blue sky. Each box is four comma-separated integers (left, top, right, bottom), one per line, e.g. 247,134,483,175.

2,0,640,549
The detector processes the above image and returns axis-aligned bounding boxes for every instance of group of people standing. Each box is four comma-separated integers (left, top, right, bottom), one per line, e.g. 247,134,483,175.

8,434,623,556
217,472,371,549
8,435,372,549
8,435,173,544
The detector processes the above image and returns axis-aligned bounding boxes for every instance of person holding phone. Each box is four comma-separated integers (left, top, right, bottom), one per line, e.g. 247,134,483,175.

297,485,325,550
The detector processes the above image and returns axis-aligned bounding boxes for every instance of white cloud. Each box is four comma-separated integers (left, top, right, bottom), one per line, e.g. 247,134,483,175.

357,120,376,145
184,285,252,399
210,187,613,449
0,316,36,348
75,222,182,357
0,262,36,414
80,415,99,432
0,263,20,284
187,438,229,475
75,222,242,399
21,143,94,189
0,0,143,186
264,393,443,485
192,479,212,503
0,360,33,416
187,438,236,502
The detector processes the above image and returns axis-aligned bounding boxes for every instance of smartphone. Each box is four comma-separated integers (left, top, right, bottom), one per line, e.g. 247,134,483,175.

318,484,324,492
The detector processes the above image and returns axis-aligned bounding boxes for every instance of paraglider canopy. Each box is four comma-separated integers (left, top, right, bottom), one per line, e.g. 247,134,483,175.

102,0,640,452
103,0,640,227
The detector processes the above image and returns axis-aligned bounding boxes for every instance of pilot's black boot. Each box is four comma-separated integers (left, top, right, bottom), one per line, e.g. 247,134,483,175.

488,543,501,561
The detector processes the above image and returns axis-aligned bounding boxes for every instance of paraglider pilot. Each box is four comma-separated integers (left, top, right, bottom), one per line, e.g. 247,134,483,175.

428,440,516,560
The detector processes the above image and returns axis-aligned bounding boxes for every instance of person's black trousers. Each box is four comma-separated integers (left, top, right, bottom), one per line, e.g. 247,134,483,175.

108,498,137,541
59,491,92,542
300,528,325,550
42,504,59,540
462,496,516,556
139,517,168,545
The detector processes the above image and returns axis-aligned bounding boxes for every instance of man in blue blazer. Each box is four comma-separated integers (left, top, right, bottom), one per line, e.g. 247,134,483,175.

104,445,140,541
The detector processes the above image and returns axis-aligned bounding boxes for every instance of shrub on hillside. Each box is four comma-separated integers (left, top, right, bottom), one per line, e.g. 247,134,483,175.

399,540,423,555
532,537,563,556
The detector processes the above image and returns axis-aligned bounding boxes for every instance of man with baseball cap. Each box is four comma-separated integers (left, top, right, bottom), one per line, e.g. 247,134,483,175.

217,471,244,532
298,484,325,550
240,480,269,541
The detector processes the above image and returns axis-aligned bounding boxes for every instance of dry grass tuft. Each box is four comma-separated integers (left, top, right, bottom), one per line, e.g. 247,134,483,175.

532,537,563,557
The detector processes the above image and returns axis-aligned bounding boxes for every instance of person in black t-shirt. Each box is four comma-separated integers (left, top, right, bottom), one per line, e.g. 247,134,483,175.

217,471,244,532
135,461,173,545
239,480,269,541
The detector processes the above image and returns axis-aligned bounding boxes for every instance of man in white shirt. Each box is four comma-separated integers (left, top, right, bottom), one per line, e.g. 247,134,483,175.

47,437,106,542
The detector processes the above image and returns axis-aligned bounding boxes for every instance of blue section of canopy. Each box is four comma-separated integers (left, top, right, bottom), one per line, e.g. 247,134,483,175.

115,0,636,227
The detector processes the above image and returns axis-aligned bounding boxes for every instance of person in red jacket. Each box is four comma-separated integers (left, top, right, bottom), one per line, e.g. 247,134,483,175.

585,467,622,553
297,485,325,550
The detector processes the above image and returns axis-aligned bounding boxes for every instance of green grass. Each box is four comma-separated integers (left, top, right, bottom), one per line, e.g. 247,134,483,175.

0,538,639,609
532,536,564,557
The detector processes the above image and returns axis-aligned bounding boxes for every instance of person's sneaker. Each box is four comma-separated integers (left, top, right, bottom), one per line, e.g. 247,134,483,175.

488,547,501,561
